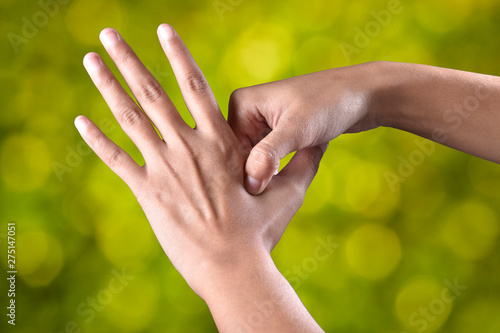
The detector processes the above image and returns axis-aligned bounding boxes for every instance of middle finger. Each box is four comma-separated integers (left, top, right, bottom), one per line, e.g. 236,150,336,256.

100,28,189,139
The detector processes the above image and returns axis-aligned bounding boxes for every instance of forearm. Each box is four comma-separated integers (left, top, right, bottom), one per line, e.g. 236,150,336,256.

376,61,500,163
199,250,324,333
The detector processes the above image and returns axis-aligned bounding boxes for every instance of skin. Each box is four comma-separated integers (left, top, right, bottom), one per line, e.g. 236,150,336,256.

75,25,325,332
229,61,500,195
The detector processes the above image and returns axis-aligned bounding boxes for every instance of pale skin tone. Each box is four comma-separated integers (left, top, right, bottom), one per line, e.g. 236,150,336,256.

76,25,325,332
77,25,500,332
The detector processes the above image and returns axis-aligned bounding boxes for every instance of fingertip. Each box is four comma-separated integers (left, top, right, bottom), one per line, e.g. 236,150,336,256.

74,116,89,134
99,27,113,38
99,28,120,46
158,23,176,40
83,52,102,73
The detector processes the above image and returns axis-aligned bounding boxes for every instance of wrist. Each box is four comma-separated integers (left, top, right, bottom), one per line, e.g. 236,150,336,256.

193,245,274,300
365,60,406,129
371,61,435,136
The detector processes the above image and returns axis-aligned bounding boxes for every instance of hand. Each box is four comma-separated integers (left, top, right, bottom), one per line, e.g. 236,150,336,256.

228,62,387,195
76,25,325,332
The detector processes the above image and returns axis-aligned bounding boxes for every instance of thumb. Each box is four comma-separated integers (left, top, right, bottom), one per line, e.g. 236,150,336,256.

245,126,299,195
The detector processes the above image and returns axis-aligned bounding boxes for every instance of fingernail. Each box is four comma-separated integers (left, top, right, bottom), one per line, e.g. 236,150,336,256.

83,53,101,73
246,175,262,194
74,116,88,133
158,24,175,40
100,28,120,46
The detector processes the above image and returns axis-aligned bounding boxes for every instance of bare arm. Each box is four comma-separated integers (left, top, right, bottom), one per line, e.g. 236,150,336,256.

374,62,500,163
228,61,500,194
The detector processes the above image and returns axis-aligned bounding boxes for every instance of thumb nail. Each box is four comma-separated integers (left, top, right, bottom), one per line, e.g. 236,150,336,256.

246,175,262,194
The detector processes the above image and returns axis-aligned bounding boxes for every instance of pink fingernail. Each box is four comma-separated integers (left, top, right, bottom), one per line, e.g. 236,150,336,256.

158,24,176,40
100,28,120,46
75,116,88,133
83,53,101,73
246,175,262,194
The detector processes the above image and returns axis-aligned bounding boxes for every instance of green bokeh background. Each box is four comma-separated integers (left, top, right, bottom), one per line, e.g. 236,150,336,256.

1,0,500,332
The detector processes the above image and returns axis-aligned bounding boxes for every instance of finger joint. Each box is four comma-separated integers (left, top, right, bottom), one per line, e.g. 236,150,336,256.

108,149,123,169
120,106,143,127
185,73,208,94
138,80,165,103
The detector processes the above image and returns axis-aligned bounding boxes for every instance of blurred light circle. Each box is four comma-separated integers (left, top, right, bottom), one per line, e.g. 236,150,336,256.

337,159,399,216
17,230,64,287
219,23,293,87
1,134,51,192
441,200,499,261
345,224,401,280
396,277,453,333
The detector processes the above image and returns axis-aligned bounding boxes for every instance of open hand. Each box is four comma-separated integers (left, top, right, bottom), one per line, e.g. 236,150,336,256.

75,24,325,332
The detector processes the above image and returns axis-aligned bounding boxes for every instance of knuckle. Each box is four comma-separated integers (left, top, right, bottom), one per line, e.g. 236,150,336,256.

184,72,208,93
229,88,245,110
138,80,165,103
120,106,143,127
107,149,123,169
